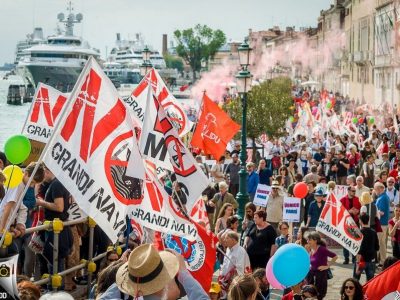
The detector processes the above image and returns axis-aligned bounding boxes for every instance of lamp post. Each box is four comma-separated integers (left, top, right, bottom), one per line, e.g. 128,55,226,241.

140,45,153,77
235,41,253,225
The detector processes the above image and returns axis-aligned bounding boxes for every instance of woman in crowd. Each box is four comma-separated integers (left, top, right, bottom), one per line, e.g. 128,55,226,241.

389,204,400,259
214,203,234,235
306,231,338,300
295,226,310,252
274,221,290,250
339,278,364,300
278,166,291,189
228,274,258,300
218,215,239,241
245,210,277,270
99,248,120,272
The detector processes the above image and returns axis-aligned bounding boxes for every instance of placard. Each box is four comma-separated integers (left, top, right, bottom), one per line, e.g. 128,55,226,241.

253,184,272,207
316,183,347,200
283,197,301,222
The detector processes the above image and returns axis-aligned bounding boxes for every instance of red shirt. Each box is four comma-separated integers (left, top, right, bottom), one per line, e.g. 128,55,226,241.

389,218,400,242
282,291,294,300
382,143,389,154
389,169,400,181
340,195,361,223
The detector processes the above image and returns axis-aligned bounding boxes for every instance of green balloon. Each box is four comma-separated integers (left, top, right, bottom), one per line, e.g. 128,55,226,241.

4,135,31,164
326,102,332,109
289,116,295,122
369,117,375,124
352,117,358,124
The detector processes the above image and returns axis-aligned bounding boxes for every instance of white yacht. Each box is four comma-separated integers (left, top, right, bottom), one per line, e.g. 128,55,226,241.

17,3,100,93
14,27,46,65
108,33,167,70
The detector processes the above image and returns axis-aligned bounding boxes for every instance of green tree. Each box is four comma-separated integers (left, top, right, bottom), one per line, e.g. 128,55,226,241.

174,24,226,81
164,54,184,73
225,77,293,159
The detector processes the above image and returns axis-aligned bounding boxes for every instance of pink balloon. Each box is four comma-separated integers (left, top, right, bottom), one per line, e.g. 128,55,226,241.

266,257,285,289
312,107,318,115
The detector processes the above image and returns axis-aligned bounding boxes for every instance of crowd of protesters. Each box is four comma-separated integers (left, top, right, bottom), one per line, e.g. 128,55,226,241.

1,99,400,299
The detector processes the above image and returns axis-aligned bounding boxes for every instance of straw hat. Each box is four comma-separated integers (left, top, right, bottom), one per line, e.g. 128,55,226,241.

116,244,179,296
360,192,373,206
271,180,281,189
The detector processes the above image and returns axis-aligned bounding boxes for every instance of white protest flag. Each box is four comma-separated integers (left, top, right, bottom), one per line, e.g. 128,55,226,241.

316,193,363,256
124,68,192,136
22,83,68,143
139,87,209,210
130,165,198,241
190,197,211,231
43,57,145,243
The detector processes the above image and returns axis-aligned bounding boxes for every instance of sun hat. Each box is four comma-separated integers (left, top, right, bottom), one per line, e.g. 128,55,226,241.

314,186,326,196
209,282,222,294
271,180,281,189
116,244,179,296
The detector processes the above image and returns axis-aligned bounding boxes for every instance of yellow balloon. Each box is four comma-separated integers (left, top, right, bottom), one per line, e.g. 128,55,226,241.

3,165,23,189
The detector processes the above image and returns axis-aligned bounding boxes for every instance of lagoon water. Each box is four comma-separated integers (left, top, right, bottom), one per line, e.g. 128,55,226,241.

0,72,31,149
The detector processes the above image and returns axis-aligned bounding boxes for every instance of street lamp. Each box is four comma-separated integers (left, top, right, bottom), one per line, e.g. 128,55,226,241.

235,41,252,225
140,45,153,76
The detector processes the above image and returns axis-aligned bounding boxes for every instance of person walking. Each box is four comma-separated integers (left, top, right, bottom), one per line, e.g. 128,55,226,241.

374,182,390,266
306,187,326,228
388,204,400,259
245,210,277,270
306,231,338,300
354,214,379,281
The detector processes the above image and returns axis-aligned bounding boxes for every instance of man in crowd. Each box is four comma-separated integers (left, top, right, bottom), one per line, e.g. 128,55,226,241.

386,177,399,216
334,150,350,185
354,214,379,281
219,231,251,298
266,181,284,233
247,162,259,201
306,187,326,228
100,244,209,299
340,186,361,264
209,181,238,225
303,165,319,184
355,176,370,199
211,156,226,186
224,153,240,197
303,181,316,226
36,165,73,275
374,182,390,266
258,159,272,186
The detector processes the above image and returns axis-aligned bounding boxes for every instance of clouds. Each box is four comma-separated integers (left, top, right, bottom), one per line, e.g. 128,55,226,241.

0,0,331,65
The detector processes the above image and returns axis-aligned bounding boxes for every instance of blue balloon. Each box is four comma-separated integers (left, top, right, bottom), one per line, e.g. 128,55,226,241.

272,244,310,287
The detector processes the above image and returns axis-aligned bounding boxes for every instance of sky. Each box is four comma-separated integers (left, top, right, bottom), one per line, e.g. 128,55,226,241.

0,0,332,65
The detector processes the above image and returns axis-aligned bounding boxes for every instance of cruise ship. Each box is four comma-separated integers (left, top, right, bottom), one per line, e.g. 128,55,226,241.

14,27,46,65
108,33,167,70
16,4,100,93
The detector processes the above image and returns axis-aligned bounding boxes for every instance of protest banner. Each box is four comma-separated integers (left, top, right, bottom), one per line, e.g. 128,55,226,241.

253,184,272,207
316,183,347,200
316,193,363,256
283,197,301,222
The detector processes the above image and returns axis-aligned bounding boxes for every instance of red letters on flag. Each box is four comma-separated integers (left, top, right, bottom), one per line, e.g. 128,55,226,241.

191,94,240,160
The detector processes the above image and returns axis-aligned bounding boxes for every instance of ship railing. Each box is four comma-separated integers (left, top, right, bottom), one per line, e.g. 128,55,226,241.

0,217,125,297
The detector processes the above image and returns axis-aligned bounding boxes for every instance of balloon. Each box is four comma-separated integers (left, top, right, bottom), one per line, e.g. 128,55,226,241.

352,117,358,124
2,165,23,189
358,117,364,124
266,257,285,289
289,116,295,123
4,135,31,165
272,244,310,287
293,182,308,198
369,117,375,124
326,101,332,109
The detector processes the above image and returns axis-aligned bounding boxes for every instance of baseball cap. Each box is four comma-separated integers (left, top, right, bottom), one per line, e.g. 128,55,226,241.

209,282,221,294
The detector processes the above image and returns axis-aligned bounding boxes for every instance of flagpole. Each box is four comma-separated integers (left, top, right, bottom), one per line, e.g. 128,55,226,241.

0,57,94,248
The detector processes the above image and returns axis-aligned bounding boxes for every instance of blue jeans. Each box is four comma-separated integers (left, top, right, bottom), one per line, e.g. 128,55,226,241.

353,261,375,281
343,248,355,263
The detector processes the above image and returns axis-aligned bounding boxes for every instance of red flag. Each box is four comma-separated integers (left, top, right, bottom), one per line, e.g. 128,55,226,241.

190,197,210,232
154,222,217,293
363,260,400,299
179,84,189,92
191,94,240,159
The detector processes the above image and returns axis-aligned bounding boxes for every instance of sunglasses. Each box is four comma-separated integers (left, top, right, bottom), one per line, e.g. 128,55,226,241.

345,286,355,290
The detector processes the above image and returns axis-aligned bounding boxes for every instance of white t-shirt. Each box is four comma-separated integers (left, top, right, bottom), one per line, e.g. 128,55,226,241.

0,184,25,221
